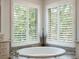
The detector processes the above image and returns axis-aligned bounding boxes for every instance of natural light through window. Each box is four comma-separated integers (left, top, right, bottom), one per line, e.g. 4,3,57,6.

47,2,75,47
11,5,39,47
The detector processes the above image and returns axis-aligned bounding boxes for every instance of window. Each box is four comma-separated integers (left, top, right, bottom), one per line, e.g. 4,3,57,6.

11,4,40,47
46,1,75,47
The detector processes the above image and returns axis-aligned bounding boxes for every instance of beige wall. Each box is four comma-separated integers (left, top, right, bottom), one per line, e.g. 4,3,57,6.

1,0,10,40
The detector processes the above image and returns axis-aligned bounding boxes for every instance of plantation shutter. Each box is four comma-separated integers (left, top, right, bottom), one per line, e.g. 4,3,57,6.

47,2,75,47
11,5,39,47
48,8,58,40
59,4,73,42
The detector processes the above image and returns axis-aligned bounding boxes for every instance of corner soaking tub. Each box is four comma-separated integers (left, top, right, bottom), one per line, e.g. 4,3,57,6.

17,47,66,59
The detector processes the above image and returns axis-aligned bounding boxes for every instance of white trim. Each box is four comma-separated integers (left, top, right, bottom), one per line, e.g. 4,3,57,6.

46,0,76,47
57,6,60,41
11,0,41,47
47,40,75,48
14,0,40,8
46,0,73,8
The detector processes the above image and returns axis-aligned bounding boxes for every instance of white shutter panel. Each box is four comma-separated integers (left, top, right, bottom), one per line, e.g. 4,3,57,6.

47,2,75,47
59,4,73,42
11,5,39,47
48,8,58,40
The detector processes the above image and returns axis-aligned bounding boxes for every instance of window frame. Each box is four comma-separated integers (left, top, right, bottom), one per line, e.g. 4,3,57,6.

11,0,41,48
45,0,76,48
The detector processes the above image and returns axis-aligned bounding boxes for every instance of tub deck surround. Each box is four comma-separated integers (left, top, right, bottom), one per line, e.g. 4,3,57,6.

17,47,66,59
0,33,10,59
76,42,79,59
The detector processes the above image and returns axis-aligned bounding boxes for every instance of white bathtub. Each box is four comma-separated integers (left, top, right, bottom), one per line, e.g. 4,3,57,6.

17,47,66,59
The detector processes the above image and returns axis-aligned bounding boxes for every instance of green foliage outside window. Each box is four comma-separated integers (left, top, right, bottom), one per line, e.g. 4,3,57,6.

48,4,73,42
12,5,37,42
